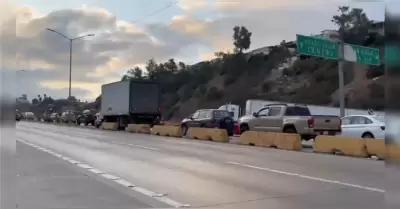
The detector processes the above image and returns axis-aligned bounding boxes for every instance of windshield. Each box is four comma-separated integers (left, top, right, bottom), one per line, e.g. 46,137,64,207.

213,110,231,119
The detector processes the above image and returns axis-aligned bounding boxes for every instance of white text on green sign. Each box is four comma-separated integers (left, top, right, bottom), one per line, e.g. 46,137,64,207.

296,35,339,59
344,44,380,65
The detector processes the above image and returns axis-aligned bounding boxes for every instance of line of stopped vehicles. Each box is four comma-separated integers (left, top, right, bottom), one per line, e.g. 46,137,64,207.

16,80,387,141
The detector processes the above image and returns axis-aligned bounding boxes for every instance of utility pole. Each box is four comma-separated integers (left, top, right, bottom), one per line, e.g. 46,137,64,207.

338,27,346,117
69,40,72,100
46,28,94,102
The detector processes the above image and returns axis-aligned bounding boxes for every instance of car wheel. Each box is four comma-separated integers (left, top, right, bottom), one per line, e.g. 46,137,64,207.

240,124,249,133
362,132,374,138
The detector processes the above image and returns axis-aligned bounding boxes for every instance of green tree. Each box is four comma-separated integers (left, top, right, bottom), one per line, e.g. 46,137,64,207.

122,67,144,81
178,61,186,70
233,26,252,53
32,98,39,105
146,58,159,80
331,6,372,44
164,58,178,72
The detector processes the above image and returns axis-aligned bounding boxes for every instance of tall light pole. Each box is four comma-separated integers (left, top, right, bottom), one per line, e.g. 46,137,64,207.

46,28,94,101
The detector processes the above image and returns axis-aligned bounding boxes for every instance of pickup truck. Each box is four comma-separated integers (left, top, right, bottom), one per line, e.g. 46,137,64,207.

238,103,342,141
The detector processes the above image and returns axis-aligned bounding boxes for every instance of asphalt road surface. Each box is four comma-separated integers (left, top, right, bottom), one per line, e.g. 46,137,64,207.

15,121,388,209
2,127,171,209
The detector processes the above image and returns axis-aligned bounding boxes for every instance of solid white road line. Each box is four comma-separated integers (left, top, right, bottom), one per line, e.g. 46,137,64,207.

17,139,189,208
227,161,385,193
111,141,160,151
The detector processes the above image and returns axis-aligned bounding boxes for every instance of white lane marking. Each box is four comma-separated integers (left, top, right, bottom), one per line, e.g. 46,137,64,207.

101,173,121,180
61,156,71,161
88,168,105,174
132,187,157,197
227,161,384,193
115,179,135,187
129,144,159,151
77,164,93,169
111,140,159,151
68,159,81,164
17,139,188,207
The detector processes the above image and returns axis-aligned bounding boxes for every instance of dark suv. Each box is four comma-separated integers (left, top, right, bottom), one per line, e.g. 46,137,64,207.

181,109,234,136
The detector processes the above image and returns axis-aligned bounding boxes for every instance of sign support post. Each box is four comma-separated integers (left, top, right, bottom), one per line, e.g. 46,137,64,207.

338,29,345,118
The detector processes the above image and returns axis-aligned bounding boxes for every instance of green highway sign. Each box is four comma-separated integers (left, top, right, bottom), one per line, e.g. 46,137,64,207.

344,44,380,65
296,34,339,59
385,45,400,67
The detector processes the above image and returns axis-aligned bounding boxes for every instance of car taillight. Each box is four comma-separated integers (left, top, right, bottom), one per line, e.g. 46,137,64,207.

234,123,240,135
381,126,385,130
307,118,314,127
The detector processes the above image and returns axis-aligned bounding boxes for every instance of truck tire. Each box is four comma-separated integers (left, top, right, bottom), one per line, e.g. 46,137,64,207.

283,126,297,134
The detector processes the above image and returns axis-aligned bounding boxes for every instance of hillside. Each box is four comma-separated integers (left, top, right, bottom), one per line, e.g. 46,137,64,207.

116,6,385,120
162,50,384,120
17,6,385,119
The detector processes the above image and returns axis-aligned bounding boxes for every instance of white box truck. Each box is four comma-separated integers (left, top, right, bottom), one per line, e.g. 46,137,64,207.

101,80,161,129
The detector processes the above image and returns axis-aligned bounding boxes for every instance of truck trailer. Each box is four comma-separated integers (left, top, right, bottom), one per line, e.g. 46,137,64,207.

100,80,161,129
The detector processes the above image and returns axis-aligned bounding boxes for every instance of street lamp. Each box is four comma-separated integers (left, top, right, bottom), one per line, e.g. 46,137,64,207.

46,28,94,101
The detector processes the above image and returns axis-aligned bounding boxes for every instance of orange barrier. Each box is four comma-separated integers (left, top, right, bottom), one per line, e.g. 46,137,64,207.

125,124,151,134
102,122,118,130
313,135,368,157
364,138,385,159
151,125,182,137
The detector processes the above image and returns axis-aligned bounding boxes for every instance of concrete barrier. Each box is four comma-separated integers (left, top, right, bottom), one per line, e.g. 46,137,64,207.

125,124,151,134
102,122,117,130
238,131,274,147
151,125,182,137
186,127,211,140
365,138,385,159
238,131,258,145
271,132,302,151
387,144,400,161
208,129,229,142
313,135,368,157
238,131,299,150
258,132,275,147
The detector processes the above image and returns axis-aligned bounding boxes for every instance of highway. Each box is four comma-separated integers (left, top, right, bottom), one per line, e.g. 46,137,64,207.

16,121,385,209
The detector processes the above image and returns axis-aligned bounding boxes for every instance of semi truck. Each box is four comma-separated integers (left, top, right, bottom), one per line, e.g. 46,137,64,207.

100,80,161,129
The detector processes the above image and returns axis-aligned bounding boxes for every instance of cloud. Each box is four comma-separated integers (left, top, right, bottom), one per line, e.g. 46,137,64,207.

1,0,378,101
1,2,203,100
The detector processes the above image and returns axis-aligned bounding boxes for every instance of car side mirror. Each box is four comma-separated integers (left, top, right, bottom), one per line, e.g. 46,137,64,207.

252,112,258,117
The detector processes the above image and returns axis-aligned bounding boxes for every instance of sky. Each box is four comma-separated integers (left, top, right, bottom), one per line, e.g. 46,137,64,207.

1,0,386,101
